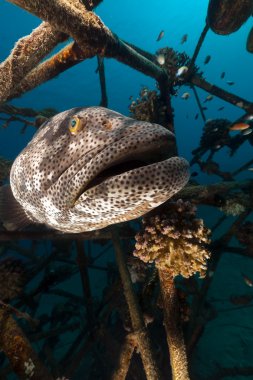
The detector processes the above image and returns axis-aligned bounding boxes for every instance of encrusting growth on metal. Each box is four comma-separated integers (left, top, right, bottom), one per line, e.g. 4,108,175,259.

0,22,67,103
158,268,190,380
134,201,211,379
0,308,54,379
111,227,162,380
111,333,137,380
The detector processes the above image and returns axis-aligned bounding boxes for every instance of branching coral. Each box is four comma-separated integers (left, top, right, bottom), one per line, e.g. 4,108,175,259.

134,200,211,278
155,47,200,83
220,198,246,216
129,87,167,124
192,119,232,162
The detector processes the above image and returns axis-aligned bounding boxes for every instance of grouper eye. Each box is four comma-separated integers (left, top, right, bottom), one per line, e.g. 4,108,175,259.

68,116,84,135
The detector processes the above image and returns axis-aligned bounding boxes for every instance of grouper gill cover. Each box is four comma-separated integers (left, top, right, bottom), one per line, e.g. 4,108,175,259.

7,106,190,233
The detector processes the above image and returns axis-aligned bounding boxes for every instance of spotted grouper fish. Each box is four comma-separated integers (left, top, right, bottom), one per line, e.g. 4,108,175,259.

0,107,190,233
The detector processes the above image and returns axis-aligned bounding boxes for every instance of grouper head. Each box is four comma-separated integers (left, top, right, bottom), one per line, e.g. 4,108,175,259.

6,107,190,233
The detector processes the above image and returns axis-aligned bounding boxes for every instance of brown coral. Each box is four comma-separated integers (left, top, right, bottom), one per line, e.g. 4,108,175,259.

134,200,211,278
129,88,167,125
155,47,200,81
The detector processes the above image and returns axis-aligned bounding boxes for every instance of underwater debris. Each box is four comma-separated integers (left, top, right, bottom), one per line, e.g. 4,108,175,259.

235,221,253,249
207,0,253,35
0,156,12,184
230,294,253,305
134,200,211,278
0,258,26,301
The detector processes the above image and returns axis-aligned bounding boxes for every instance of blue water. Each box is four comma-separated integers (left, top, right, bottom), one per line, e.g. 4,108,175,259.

1,1,253,379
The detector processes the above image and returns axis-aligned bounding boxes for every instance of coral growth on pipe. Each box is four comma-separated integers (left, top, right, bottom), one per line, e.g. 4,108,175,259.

134,200,211,278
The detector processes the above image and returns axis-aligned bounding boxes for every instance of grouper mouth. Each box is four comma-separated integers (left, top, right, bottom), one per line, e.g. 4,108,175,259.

75,134,174,199
52,126,176,206
83,152,168,193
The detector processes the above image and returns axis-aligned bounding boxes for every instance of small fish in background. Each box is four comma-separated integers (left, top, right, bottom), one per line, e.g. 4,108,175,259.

176,65,188,77
242,274,253,287
230,294,253,305
129,95,133,100
246,26,253,53
236,101,244,108
140,88,148,97
227,81,235,86
248,167,253,171
191,171,199,177
214,144,221,150
181,34,188,44
156,30,164,41
218,106,224,111
202,106,208,110
156,54,165,65
181,92,190,100
204,55,211,64
194,113,199,120
204,95,213,103
229,122,250,131
244,114,253,121
242,128,252,136
220,71,225,79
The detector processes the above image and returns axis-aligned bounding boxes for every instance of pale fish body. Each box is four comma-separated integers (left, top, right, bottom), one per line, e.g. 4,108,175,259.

5,107,189,233
156,54,165,65
176,66,188,77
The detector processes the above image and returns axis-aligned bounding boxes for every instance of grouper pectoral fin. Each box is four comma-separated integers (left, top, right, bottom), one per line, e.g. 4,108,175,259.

0,185,33,230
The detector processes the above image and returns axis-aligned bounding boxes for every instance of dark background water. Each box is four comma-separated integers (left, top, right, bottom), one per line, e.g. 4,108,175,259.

1,1,253,379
